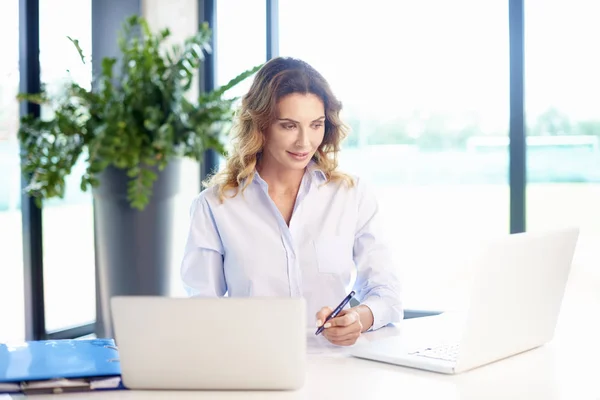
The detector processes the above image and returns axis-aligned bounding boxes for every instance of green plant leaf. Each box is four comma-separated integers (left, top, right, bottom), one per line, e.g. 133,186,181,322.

67,36,86,64
16,14,261,211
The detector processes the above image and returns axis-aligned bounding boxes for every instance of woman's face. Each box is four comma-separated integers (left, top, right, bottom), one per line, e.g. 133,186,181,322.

261,92,326,173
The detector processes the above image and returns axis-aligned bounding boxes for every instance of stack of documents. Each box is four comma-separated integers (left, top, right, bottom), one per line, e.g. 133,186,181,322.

0,338,123,394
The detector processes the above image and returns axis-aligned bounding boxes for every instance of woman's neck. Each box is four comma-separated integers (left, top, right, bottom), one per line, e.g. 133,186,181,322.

256,158,305,196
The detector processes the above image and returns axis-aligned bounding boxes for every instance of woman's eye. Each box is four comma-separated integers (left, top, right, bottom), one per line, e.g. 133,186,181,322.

312,123,324,129
283,124,296,130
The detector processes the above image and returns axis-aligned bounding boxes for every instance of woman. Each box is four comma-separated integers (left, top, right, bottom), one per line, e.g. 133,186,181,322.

181,57,403,346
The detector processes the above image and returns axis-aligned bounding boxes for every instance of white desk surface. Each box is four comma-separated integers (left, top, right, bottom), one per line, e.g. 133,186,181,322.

5,266,600,400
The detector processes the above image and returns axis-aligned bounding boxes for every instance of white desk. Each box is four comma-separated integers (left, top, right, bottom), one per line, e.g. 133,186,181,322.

5,266,600,400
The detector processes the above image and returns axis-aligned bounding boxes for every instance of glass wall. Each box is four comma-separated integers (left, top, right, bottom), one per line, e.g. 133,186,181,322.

525,0,600,273
279,0,510,311
141,0,205,297
0,0,25,343
215,0,266,169
216,0,266,97
39,0,96,332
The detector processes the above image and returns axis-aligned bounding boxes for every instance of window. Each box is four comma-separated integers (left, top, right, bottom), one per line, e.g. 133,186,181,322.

216,0,265,95
0,0,25,342
216,0,266,169
141,0,205,297
279,0,510,311
39,0,96,332
525,0,600,280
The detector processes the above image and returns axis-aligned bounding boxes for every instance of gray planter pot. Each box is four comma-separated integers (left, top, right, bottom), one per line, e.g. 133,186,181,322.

93,159,181,338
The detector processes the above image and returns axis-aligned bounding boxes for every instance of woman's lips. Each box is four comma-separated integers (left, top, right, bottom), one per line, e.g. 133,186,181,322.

287,151,310,160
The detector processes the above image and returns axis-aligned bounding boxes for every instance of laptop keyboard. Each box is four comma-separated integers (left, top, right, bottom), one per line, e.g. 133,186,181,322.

409,343,460,362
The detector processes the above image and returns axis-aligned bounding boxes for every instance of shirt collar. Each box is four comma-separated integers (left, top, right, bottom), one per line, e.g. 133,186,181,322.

307,160,327,182
252,170,269,190
253,159,327,188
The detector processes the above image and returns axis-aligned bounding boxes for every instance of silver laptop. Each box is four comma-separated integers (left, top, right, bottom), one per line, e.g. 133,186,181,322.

110,296,306,390
350,227,579,374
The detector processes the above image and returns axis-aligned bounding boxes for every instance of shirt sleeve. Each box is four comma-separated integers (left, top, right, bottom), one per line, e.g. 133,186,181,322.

352,178,404,331
180,193,227,297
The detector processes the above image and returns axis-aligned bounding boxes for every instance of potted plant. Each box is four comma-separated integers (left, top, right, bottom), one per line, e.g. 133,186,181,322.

17,15,261,337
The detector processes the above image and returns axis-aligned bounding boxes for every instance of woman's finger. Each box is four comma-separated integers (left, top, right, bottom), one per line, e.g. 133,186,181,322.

324,310,359,328
330,336,360,346
324,326,361,342
315,306,333,327
324,324,360,339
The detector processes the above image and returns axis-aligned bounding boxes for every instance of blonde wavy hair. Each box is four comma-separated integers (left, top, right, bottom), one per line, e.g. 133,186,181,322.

205,57,354,201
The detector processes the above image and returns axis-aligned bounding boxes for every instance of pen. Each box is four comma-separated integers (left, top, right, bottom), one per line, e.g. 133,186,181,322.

315,290,356,336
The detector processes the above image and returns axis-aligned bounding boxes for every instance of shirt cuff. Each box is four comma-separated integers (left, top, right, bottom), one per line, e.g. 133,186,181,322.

360,296,389,331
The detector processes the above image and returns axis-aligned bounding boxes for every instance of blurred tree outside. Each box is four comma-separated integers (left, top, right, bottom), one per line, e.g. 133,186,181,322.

340,106,600,149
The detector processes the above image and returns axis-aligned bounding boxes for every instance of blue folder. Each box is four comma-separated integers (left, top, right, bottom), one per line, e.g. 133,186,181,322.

0,338,123,394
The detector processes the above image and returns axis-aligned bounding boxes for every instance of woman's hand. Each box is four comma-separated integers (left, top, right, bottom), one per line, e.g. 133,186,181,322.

315,305,374,346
